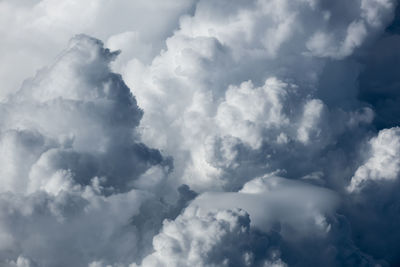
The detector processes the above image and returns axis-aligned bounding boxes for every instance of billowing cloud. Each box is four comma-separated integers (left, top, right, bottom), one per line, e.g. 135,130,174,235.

123,0,396,193
0,34,172,195
0,34,174,266
1,0,400,266
348,127,400,192
141,207,285,267
140,175,378,267
0,0,196,99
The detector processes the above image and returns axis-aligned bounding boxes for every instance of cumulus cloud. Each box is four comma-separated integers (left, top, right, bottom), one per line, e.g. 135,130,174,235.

0,34,172,195
344,127,400,264
0,34,174,266
0,0,196,99
141,207,278,267
348,127,400,192
140,175,379,266
123,0,396,193
1,0,400,266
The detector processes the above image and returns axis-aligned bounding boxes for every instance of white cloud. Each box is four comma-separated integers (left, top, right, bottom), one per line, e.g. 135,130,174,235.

0,0,196,100
123,0,395,192
216,78,290,149
348,127,400,192
1,0,400,266
193,174,338,236
141,174,379,266
141,206,287,267
0,34,172,195
0,34,172,266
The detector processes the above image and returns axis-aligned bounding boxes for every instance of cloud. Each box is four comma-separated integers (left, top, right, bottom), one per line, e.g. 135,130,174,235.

0,0,196,100
141,175,379,266
193,174,339,235
0,34,172,195
344,127,400,264
1,0,400,266
123,0,396,193
348,127,400,192
0,184,151,267
0,34,173,266
141,206,287,267
4,256,39,267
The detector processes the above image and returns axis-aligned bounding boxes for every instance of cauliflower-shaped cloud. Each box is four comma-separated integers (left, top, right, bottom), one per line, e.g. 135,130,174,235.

348,127,400,192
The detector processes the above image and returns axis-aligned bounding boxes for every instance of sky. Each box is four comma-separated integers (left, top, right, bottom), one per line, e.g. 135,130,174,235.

1,0,400,266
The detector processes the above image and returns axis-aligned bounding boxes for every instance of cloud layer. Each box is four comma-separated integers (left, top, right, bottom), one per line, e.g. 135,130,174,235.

1,0,400,266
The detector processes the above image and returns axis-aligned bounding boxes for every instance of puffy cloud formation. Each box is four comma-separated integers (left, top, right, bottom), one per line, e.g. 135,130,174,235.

1,0,400,266
141,175,378,266
348,127,400,192
141,207,279,267
196,175,338,233
0,0,196,99
345,128,400,265
123,0,396,192
0,35,174,266
0,34,171,195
